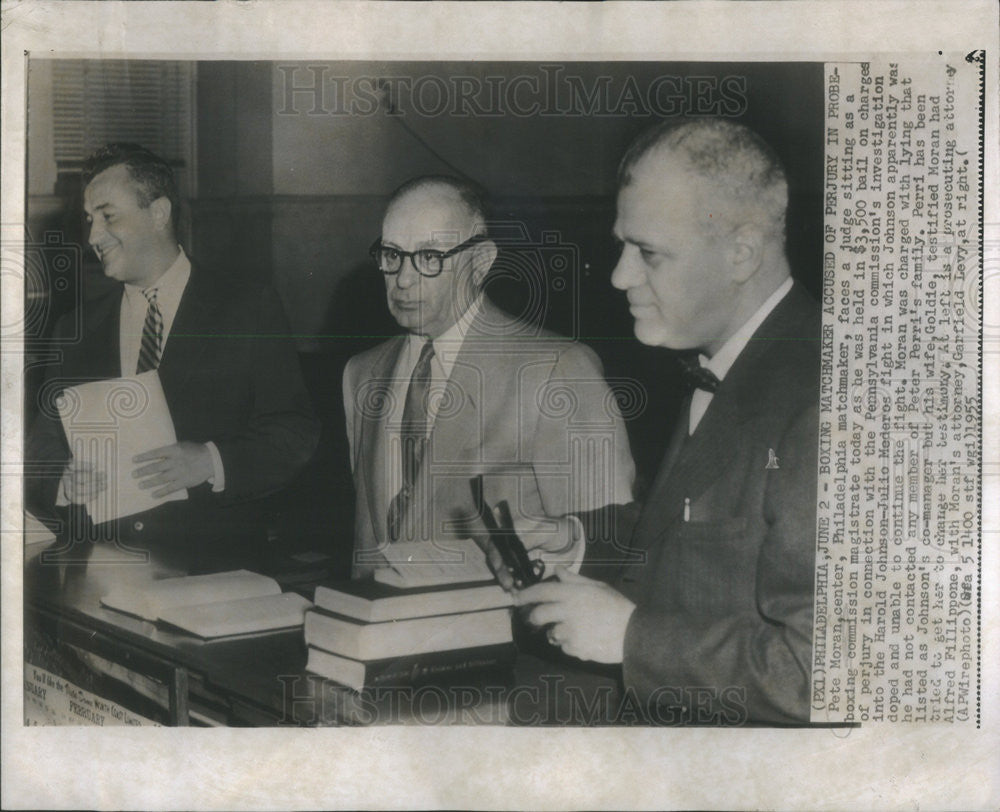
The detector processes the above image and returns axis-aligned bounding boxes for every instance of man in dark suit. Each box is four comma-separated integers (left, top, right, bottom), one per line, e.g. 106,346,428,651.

344,175,635,577
25,143,320,574
516,119,821,725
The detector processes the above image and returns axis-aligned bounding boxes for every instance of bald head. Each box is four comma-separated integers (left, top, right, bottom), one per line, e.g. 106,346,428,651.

380,175,497,338
387,175,490,239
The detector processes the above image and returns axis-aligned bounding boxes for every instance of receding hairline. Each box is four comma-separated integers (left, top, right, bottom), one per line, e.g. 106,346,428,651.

617,119,789,237
619,118,783,179
388,180,467,209
616,152,731,242
386,175,489,230
623,142,702,184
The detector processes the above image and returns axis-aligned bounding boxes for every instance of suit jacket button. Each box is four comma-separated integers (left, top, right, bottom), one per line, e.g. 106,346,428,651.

133,521,144,531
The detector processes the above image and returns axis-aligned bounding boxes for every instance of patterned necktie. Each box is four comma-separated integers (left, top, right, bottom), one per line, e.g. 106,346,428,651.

387,340,435,541
136,288,163,374
677,352,720,393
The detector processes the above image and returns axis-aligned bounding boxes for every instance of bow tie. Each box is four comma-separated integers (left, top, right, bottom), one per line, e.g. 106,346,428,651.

677,353,721,394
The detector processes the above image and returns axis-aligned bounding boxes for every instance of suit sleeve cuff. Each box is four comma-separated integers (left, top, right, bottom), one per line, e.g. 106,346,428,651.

205,441,226,492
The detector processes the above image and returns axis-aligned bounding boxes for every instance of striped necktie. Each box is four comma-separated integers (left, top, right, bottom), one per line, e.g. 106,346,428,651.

136,287,163,374
386,340,435,541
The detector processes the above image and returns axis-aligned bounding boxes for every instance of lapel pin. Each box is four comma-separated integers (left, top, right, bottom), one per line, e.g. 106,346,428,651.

765,448,779,469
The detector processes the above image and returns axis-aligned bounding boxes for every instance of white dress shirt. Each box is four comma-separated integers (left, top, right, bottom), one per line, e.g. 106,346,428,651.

119,249,190,377
689,276,794,435
387,293,484,439
120,249,224,491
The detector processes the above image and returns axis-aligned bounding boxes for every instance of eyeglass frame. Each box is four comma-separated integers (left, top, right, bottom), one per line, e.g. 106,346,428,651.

369,233,490,278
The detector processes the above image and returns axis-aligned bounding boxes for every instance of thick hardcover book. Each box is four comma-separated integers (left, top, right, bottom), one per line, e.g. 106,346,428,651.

313,578,512,623
305,642,517,691
102,570,281,621
303,606,513,661
158,592,312,639
101,570,311,637
372,539,495,587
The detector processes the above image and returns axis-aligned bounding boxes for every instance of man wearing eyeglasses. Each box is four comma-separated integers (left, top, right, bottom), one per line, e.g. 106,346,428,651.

343,175,635,577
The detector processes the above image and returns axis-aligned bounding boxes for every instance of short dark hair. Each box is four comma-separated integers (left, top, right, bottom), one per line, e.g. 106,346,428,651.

618,118,788,239
387,174,491,234
82,143,180,221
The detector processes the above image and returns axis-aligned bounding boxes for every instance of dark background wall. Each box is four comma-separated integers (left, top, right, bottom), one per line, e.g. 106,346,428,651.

27,59,824,573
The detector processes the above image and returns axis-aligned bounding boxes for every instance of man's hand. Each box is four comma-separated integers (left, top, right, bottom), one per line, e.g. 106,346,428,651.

132,442,214,498
60,460,107,504
462,511,579,592
515,567,636,663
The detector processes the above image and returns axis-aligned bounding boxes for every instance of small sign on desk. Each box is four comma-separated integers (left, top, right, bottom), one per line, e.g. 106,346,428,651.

24,663,159,727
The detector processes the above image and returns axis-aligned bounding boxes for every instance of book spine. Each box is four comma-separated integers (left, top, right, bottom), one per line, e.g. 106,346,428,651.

309,644,516,689
311,591,370,622
368,645,516,687
303,606,513,661
312,582,511,623
303,610,359,653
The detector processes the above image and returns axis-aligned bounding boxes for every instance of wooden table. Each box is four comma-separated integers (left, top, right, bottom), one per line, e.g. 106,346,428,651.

24,551,620,726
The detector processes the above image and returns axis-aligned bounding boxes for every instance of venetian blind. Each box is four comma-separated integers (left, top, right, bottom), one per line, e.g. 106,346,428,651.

51,60,194,168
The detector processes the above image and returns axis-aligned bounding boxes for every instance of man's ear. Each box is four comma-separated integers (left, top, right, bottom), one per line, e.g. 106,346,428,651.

148,196,173,233
728,223,764,283
470,238,498,286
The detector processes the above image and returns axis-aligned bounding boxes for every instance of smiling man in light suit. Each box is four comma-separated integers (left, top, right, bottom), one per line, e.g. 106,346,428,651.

516,119,821,725
343,175,635,577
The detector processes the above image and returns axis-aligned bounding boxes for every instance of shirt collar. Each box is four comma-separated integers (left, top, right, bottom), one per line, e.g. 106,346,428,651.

124,248,191,309
701,276,794,381
405,293,484,375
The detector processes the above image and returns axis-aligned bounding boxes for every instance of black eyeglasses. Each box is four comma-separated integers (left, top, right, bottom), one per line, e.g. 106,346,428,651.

369,233,489,278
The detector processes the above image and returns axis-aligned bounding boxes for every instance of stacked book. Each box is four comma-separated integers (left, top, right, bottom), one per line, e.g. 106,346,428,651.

101,569,312,638
305,577,516,691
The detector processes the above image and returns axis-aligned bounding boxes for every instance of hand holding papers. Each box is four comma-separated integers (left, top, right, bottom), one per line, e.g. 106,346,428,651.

132,441,214,498
57,370,187,523
60,460,108,504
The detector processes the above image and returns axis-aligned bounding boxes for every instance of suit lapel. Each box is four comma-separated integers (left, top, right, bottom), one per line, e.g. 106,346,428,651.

651,384,741,519
404,298,515,536
156,267,222,398
656,394,692,484
632,286,811,549
632,388,740,548
358,337,406,546
380,298,542,539
425,342,482,466
76,286,123,379
405,326,485,538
